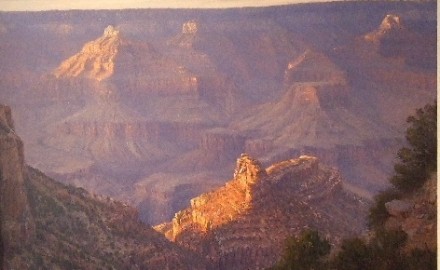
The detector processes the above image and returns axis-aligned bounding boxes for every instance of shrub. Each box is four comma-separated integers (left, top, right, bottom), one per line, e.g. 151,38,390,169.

330,237,373,270
406,248,436,270
391,102,436,192
272,229,330,270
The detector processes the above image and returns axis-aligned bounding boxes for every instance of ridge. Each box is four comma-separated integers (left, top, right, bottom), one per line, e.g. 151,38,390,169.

155,154,367,269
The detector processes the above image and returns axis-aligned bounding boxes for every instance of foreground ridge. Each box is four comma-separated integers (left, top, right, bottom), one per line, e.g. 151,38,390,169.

0,104,207,269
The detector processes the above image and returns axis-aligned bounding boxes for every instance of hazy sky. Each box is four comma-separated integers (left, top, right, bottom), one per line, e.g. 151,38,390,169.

0,0,334,11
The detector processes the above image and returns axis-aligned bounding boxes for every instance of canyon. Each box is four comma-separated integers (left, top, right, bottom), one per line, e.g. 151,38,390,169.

1,103,368,269
0,1,436,226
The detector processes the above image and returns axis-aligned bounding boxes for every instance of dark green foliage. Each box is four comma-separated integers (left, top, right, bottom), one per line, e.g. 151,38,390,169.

329,229,410,270
330,238,372,270
391,102,437,192
406,248,436,270
369,102,436,228
272,229,330,270
328,228,435,270
370,229,408,270
368,188,401,229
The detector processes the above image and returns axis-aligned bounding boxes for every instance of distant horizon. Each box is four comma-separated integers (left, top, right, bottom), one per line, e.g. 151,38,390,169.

0,0,337,12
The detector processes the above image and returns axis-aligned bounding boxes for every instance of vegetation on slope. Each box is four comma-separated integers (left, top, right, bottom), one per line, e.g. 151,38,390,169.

6,167,206,270
369,101,436,228
270,229,330,270
390,102,437,191
272,101,437,270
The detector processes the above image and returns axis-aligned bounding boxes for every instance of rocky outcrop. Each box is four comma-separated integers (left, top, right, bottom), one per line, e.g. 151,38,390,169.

233,153,267,187
158,154,267,241
182,20,199,35
385,175,437,251
169,20,200,49
364,14,404,43
363,13,435,69
385,200,413,217
155,154,367,269
0,105,35,262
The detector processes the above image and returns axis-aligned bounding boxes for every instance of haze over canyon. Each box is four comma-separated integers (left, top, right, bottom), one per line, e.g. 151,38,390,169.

0,1,436,228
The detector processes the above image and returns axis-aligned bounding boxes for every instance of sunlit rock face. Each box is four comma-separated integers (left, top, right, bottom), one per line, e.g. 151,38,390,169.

155,154,367,270
54,25,121,81
52,25,199,96
233,153,267,187
364,14,404,42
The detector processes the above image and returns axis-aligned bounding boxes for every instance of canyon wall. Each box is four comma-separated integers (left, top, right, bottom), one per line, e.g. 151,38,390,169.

0,105,35,266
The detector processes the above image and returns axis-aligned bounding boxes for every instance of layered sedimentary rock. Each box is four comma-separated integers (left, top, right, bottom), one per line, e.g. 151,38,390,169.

156,154,367,269
52,25,200,99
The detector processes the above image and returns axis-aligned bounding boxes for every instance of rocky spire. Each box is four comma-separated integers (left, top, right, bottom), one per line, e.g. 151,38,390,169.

103,25,120,37
233,153,267,187
182,20,199,35
379,14,403,32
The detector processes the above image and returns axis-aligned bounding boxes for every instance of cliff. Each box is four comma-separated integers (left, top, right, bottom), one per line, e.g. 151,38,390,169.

155,154,367,269
0,104,35,259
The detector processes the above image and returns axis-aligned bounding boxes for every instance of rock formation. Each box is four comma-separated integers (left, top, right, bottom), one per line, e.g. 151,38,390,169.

0,104,35,257
362,13,435,69
364,14,405,43
156,154,367,269
385,175,437,251
182,20,199,35
54,25,121,81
